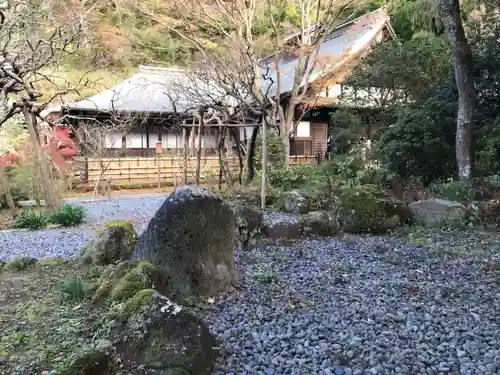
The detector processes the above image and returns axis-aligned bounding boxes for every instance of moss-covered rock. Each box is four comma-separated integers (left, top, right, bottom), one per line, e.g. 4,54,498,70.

4,256,37,271
300,211,340,237
81,220,138,266
334,185,409,234
134,186,237,301
119,288,156,318
110,261,158,301
115,291,217,375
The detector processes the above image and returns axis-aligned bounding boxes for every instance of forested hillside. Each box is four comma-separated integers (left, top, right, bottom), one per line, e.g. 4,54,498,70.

70,0,487,70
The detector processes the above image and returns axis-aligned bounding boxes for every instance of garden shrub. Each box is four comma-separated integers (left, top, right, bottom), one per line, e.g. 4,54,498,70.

375,100,457,184
58,273,90,303
11,210,50,230
50,204,86,227
254,131,285,170
334,184,394,233
267,163,320,191
426,180,481,202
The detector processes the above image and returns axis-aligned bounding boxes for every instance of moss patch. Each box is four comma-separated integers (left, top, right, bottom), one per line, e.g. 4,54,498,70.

119,288,156,319
103,220,135,233
38,257,71,267
0,262,146,374
91,261,159,304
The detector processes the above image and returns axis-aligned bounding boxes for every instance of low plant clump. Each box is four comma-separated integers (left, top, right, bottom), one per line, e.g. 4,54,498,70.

10,203,86,230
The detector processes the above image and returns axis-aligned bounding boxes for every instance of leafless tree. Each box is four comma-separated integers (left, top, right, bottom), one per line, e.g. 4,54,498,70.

0,0,90,209
137,0,357,168
66,110,142,196
438,0,475,180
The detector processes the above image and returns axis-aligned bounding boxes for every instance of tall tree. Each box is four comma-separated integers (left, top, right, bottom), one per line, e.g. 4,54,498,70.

438,0,475,180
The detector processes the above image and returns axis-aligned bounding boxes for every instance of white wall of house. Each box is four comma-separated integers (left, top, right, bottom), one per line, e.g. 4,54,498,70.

103,127,240,150
318,84,342,98
292,121,311,138
126,132,144,148
163,133,179,148
104,132,125,148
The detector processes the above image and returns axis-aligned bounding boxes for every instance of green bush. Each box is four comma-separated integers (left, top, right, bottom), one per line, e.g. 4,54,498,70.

255,131,285,171
426,180,481,201
267,163,320,191
50,204,86,227
375,101,457,184
334,184,389,233
11,210,50,230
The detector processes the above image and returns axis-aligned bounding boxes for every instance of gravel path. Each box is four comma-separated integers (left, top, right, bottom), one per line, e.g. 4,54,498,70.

0,195,168,260
207,233,500,375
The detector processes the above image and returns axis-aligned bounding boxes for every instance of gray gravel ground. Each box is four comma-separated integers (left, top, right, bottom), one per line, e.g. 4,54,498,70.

2,196,500,374
0,195,168,260
207,232,500,375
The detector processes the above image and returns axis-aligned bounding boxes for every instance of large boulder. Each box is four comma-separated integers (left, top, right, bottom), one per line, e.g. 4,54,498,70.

232,204,263,249
300,211,340,237
281,190,311,214
81,220,138,265
409,199,466,226
116,290,217,375
263,212,302,239
134,186,237,300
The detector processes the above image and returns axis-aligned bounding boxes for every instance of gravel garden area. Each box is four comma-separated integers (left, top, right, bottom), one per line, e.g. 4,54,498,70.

207,233,500,375
1,196,500,374
0,194,169,260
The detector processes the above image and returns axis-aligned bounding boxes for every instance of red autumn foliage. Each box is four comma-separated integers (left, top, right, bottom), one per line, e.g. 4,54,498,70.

0,125,78,169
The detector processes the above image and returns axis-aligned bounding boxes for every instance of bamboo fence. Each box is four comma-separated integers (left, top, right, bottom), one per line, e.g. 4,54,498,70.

73,154,318,187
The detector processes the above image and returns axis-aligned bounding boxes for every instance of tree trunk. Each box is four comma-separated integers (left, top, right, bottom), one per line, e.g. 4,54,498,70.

217,126,231,187
438,0,476,180
195,115,205,185
280,120,291,166
246,126,259,182
0,165,16,210
261,118,267,210
22,105,62,210
230,127,244,185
